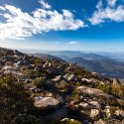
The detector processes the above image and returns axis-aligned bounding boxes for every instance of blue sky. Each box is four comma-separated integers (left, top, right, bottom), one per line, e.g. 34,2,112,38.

0,0,124,52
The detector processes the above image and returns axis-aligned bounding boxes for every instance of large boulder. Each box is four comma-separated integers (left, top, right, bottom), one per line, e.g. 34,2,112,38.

76,86,115,101
77,86,108,97
34,97,60,110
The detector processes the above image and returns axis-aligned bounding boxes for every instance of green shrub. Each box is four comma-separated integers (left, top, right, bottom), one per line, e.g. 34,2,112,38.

26,70,41,79
34,58,42,66
98,83,112,94
71,92,80,101
98,83,124,99
0,74,34,124
12,114,43,124
111,84,123,98
33,78,46,88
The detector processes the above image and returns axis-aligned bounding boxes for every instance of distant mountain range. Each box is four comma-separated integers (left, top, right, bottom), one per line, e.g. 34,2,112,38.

97,52,124,62
35,51,124,79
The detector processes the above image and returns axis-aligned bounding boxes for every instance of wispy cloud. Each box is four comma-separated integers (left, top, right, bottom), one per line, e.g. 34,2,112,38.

68,41,80,45
107,0,117,7
39,0,51,9
89,0,124,25
0,0,85,41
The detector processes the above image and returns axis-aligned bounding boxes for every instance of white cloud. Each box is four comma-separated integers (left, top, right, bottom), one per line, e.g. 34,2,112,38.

96,0,103,9
107,0,117,7
0,1,85,41
63,10,73,18
0,6,6,11
39,0,51,9
68,41,80,45
89,0,124,25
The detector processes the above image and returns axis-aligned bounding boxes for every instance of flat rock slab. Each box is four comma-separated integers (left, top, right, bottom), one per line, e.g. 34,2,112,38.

77,86,109,98
34,97,60,109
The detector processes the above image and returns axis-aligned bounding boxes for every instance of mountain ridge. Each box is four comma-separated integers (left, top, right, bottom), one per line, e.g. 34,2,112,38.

0,47,124,124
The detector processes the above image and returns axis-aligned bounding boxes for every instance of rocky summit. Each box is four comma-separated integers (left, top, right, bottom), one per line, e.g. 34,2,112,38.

0,47,124,124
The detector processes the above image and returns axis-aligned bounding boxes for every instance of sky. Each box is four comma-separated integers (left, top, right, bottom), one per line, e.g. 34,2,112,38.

0,0,124,52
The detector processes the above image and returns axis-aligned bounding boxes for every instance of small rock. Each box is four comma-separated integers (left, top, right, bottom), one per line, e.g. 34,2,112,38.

90,109,100,120
60,118,81,124
115,109,124,118
112,78,120,86
52,75,62,82
89,101,101,109
92,72,99,76
94,119,106,124
104,106,111,118
64,73,75,81
35,96,44,101
79,102,90,109
81,78,91,82
24,79,33,83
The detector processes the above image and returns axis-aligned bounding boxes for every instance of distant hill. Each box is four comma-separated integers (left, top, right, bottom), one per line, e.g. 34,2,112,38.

98,52,124,62
43,51,124,79
67,57,124,79
33,53,66,63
